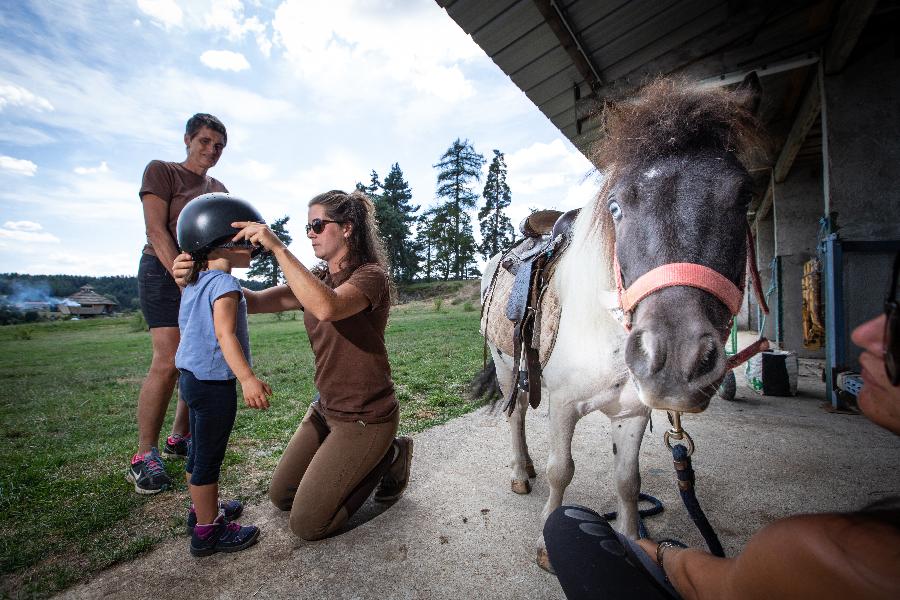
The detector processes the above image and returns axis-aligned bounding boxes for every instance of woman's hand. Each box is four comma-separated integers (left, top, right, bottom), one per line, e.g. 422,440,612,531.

172,252,195,287
231,221,286,253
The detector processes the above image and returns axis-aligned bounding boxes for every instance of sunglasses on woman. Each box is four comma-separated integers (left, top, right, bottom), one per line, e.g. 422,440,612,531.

885,252,900,385
305,218,343,234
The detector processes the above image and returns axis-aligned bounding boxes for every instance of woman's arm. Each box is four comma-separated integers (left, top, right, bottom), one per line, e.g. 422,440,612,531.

212,293,271,409
232,222,371,321
142,194,180,277
639,514,900,600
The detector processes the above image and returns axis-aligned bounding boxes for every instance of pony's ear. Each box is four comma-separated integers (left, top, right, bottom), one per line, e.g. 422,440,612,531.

735,71,762,115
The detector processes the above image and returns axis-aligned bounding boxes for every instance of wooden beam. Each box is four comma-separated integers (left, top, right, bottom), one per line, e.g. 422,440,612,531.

531,0,603,90
774,71,821,183
824,0,878,74
753,173,775,230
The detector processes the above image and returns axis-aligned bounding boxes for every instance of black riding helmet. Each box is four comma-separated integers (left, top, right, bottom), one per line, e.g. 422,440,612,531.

176,192,267,258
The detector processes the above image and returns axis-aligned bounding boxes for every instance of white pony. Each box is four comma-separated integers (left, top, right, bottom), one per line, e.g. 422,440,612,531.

480,75,765,569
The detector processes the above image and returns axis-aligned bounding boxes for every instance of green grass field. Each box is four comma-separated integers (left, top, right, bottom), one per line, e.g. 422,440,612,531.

0,300,484,598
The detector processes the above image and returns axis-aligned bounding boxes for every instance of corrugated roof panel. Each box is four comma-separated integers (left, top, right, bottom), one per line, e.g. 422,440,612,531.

507,46,574,91
589,0,723,73
492,22,560,75
541,87,576,121
442,0,521,38
603,1,731,81
469,0,544,57
579,0,683,64
520,63,582,107
559,0,633,34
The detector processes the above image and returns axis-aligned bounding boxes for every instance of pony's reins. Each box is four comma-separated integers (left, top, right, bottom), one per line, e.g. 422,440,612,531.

611,223,770,557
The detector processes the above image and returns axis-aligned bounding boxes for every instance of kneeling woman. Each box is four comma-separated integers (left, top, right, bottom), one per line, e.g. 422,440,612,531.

174,190,412,540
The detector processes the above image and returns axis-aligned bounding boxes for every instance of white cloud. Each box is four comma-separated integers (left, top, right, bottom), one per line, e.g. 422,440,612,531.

200,50,251,72
237,159,274,181
0,125,55,146
73,161,110,175
137,0,183,29
133,19,142,27
0,156,38,176
506,139,593,195
3,221,43,232
0,81,54,112
271,0,482,104
0,222,60,243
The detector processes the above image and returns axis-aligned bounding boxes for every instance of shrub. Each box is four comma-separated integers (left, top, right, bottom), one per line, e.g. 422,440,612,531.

433,298,443,312
13,327,33,340
463,301,475,312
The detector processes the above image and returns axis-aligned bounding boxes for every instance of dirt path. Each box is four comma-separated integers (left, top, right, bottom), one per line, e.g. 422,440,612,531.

61,371,899,599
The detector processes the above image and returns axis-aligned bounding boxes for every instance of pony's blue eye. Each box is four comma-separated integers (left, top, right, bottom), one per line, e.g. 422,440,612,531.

608,200,623,221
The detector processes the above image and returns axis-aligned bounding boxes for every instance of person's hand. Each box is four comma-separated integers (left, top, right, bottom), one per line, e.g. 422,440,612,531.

172,252,195,287
240,376,272,410
231,221,286,253
851,314,900,435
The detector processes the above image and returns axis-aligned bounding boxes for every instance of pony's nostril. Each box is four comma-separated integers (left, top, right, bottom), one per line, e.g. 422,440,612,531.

626,330,666,376
691,342,720,380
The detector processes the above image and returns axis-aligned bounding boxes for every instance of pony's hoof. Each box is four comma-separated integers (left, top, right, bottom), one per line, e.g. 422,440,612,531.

536,548,555,574
511,479,531,494
525,461,537,479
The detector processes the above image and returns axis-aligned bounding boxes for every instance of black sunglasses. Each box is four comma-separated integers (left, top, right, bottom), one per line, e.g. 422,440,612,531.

305,218,343,234
885,252,900,385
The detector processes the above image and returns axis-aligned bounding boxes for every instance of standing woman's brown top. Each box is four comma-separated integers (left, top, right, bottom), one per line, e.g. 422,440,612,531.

305,263,397,423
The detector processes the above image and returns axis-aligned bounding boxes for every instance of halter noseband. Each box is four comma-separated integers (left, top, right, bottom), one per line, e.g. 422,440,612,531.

614,223,769,369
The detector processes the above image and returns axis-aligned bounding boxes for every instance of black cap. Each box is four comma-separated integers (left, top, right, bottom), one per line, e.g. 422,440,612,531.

176,193,266,255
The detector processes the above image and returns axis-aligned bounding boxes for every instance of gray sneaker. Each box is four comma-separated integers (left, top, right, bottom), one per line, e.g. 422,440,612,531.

126,448,172,495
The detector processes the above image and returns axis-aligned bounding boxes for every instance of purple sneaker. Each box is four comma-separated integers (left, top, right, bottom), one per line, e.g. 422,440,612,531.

190,515,259,557
186,499,244,534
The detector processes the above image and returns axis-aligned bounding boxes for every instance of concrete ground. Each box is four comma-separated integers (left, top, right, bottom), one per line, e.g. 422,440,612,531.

62,357,900,600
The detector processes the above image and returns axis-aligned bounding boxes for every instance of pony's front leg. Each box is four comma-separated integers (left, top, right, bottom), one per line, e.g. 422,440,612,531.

609,410,651,539
536,399,579,572
509,390,535,494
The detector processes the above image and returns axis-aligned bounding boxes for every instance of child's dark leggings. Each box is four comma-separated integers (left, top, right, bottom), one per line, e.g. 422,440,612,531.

543,505,682,600
179,370,237,486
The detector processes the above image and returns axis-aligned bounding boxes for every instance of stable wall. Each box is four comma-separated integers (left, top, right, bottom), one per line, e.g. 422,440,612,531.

773,165,825,359
824,38,900,367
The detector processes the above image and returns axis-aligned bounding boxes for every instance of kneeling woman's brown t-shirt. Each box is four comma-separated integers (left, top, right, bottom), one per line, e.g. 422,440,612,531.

304,262,397,424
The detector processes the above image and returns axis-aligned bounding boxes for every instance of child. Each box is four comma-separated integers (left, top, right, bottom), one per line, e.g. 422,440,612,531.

174,193,273,557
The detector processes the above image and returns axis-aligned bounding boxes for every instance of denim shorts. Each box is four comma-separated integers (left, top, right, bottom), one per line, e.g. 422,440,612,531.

179,369,237,486
138,253,180,328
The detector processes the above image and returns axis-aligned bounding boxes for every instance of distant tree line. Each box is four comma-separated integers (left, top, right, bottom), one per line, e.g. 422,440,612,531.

357,139,517,283
4,139,519,310
0,273,267,319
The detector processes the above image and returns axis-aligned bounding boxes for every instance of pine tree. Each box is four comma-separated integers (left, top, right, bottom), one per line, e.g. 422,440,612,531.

246,216,292,286
434,139,484,279
478,150,515,260
380,163,420,281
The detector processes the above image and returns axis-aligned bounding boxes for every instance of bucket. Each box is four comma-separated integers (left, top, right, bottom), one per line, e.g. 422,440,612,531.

745,350,798,396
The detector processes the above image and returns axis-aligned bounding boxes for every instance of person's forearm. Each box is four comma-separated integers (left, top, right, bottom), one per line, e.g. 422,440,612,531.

216,331,254,382
147,228,180,278
271,246,346,321
664,548,733,600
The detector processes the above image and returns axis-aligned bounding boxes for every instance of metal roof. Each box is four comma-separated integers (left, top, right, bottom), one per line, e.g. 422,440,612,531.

437,0,887,193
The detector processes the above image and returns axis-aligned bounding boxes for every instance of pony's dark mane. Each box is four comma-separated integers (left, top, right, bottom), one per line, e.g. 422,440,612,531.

592,78,767,172
585,78,769,276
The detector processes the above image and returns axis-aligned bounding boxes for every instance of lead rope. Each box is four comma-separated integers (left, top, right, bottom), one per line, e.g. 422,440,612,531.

665,412,725,557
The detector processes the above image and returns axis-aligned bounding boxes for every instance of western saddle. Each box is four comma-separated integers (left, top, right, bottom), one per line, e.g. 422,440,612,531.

487,208,580,416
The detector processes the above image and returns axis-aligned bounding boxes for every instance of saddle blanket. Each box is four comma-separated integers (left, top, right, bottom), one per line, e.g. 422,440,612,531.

480,264,561,368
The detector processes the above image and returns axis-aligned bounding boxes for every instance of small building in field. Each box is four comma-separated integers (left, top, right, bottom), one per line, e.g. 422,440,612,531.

57,285,117,316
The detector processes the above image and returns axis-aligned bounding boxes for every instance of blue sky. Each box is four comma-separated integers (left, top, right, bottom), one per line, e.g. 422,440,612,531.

0,0,597,277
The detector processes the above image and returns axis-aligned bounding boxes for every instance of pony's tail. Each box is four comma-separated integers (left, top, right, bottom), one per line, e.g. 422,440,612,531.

469,359,502,408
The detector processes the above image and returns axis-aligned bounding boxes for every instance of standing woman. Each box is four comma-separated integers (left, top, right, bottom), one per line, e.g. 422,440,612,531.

174,189,413,540
129,114,229,494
